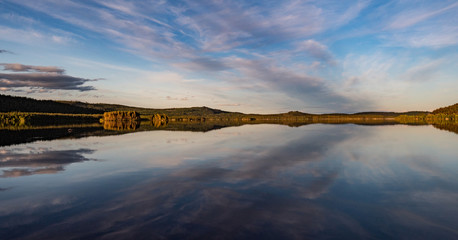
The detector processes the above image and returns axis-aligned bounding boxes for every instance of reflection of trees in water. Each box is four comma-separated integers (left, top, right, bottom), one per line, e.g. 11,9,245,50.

432,123,458,134
0,148,95,178
0,119,456,148
103,111,141,121
152,120,167,128
395,116,458,134
0,113,101,127
0,126,104,147
152,114,168,128
103,120,140,131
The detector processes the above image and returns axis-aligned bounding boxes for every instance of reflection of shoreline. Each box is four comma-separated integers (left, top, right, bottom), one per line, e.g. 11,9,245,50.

0,125,104,147
103,120,140,131
0,120,456,147
0,123,102,131
432,123,458,134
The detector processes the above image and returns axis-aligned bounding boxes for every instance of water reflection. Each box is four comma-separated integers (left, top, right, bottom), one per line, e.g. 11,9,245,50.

1,120,456,148
0,124,457,239
0,125,104,147
103,120,140,131
0,148,94,178
432,122,458,134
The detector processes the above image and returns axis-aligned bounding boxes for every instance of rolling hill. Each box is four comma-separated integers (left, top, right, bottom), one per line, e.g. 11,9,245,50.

0,94,231,116
1,94,455,117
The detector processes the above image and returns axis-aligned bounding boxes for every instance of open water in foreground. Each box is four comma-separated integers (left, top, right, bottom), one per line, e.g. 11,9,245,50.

1,124,457,239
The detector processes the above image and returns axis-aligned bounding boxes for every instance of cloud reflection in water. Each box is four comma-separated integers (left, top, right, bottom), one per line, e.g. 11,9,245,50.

0,125,457,239
0,148,95,178
6,128,355,239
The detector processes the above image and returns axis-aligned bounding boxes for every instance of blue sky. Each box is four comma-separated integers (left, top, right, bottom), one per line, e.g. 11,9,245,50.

0,0,457,113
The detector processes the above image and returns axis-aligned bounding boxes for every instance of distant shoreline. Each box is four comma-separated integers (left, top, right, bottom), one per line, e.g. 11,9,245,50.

0,94,456,130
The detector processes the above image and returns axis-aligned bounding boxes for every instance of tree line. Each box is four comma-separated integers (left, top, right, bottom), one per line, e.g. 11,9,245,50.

0,94,103,114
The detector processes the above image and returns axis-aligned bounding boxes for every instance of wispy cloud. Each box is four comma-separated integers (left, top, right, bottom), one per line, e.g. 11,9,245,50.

1,63,65,73
387,26,458,48
3,0,370,112
387,2,458,30
297,40,335,64
0,26,75,45
376,1,458,48
166,96,191,101
173,57,230,72
2,0,456,112
228,57,367,112
218,103,241,107
401,59,444,82
10,0,367,59
0,49,13,54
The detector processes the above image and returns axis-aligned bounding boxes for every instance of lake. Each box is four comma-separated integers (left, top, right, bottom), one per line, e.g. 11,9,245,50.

1,123,457,239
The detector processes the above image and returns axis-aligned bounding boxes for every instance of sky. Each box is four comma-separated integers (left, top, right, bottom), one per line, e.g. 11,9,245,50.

0,0,457,113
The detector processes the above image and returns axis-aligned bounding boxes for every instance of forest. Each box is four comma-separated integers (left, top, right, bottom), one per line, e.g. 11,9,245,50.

432,103,458,114
0,94,102,114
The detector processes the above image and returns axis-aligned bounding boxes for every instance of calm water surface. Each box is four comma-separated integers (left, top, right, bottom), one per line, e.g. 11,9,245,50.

1,124,457,239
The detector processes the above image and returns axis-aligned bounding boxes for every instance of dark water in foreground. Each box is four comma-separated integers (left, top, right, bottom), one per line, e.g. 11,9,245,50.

0,124,457,239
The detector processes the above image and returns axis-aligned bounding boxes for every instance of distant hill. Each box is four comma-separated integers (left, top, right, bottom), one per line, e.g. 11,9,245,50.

0,94,231,116
432,103,458,114
313,111,430,117
2,94,455,117
353,111,430,117
60,101,233,116
0,94,103,114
